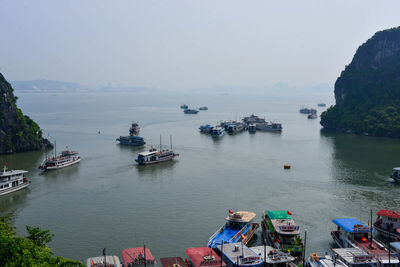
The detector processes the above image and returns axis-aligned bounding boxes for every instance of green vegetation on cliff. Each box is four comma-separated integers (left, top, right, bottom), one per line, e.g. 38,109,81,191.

0,217,84,266
0,73,51,153
321,26,400,137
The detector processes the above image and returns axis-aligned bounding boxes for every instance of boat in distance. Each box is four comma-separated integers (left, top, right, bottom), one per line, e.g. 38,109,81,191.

255,122,282,132
0,164,30,196
135,147,179,165
211,126,225,137
199,106,208,110
373,209,400,240
181,104,188,109
184,108,199,114
391,167,400,183
116,135,146,146
38,147,81,171
207,210,258,248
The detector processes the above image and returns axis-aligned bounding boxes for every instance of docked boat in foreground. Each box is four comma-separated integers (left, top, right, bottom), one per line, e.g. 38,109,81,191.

217,242,264,267
261,210,304,258
39,147,81,171
0,165,30,196
121,246,157,267
185,247,226,267
331,218,399,266
250,246,295,266
374,209,400,240
208,210,258,248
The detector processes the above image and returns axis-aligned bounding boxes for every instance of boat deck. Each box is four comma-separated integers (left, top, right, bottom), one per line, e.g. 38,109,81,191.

250,246,295,264
160,257,185,267
332,248,377,265
210,227,240,247
355,240,398,261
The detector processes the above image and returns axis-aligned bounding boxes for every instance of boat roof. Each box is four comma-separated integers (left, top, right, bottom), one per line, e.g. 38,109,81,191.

185,247,226,267
138,149,158,156
121,247,156,267
217,243,263,266
0,169,28,176
250,246,295,264
266,210,292,220
376,209,400,219
393,167,400,171
86,256,122,266
160,257,185,267
333,248,377,265
332,218,371,233
226,211,256,223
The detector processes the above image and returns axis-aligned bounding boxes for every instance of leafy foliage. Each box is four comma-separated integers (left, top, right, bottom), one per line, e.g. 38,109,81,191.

321,26,400,137
0,217,84,266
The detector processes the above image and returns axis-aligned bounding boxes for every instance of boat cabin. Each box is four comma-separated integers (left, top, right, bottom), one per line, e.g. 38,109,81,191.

217,243,264,267
374,209,400,239
186,247,226,267
226,211,256,227
331,218,372,248
0,168,29,195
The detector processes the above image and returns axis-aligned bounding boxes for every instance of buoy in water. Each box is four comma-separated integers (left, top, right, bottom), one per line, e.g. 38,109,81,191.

284,164,291,169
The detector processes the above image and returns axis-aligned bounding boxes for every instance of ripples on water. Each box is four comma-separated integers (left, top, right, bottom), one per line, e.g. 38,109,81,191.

0,91,399,262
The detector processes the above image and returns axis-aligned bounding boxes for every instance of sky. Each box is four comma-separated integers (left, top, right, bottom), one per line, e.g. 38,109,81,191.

1,0,400,89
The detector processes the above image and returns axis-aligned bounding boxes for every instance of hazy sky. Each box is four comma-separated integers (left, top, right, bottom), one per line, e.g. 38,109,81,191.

1,0,400,89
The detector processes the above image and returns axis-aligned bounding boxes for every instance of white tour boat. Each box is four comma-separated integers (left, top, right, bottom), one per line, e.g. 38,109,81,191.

39,146,81,171
0,164,30,196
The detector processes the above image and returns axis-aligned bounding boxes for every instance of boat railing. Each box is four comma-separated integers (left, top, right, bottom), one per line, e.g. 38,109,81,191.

208,224,225,246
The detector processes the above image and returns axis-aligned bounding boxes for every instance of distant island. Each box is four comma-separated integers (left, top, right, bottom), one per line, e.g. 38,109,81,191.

0,73,52,154
321,26,400,137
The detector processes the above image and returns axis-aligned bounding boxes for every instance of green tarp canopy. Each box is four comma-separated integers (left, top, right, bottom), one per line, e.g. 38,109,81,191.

266,210,292,220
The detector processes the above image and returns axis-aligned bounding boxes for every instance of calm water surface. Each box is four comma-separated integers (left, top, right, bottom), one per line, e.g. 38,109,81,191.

1,90,399,263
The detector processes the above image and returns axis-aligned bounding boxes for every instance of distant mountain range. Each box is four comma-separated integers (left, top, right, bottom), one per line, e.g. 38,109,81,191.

11,79,88,92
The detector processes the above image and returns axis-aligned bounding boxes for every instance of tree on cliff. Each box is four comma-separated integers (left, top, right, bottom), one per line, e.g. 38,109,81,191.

0,73,52,153
320,26,400,137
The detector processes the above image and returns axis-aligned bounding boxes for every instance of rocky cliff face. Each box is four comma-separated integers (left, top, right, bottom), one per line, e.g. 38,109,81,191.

0,73,52,153
321,26,400,137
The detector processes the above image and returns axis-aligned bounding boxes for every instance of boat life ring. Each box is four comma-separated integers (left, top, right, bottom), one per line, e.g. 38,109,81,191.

312,253,319,262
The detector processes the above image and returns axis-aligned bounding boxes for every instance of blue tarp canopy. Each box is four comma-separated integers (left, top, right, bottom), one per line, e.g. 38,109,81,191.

332,218,372,233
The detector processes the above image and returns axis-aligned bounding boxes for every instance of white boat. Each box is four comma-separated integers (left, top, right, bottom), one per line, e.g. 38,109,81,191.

250,246,295,266
0,165,30,196
135,136,179,165
39,145,81,171
391,168,400,183
86,256,122,267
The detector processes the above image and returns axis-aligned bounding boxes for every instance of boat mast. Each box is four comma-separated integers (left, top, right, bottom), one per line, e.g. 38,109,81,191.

54,140,56,158
143,244,146,267
370,209,373,245
170,135,172,150
160,135,162,151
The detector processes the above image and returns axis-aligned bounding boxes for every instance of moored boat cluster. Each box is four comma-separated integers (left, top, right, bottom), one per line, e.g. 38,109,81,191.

199,114,282,137
86,209,400,267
